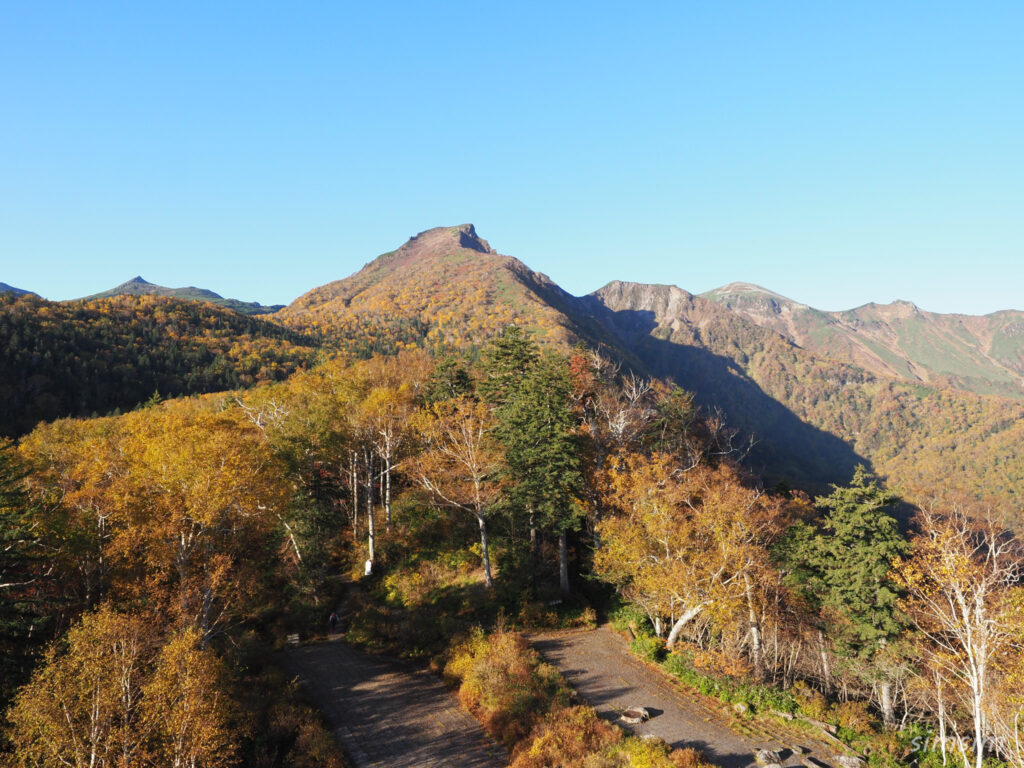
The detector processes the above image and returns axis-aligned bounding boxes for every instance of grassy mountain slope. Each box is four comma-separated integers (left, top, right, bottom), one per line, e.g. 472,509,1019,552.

82,276,284,315
702,282,1024,399
0,293,318,437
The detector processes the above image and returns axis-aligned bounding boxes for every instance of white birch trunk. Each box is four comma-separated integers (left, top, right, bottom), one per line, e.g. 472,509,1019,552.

665,603,705,650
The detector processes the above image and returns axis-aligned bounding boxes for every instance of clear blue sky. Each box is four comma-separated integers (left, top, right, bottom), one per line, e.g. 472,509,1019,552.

2,2,1022,314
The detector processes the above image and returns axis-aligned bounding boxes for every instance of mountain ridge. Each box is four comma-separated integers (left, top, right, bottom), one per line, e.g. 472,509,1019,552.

0,292,318,437
9,225,1022,516
272,225,1024,515
0,282,36,297
80,276,285,316
701,282,1024,398
274,224,577,353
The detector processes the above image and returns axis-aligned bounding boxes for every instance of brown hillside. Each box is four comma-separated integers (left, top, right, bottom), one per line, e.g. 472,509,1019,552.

702,282,1024,399
584,281,1024,519
274,224,576,354
275,226,1024,519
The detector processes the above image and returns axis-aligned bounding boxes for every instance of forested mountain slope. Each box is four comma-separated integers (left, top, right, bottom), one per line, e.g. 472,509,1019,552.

82,275,285,315
580,281,1024,507
278,226,1024,510
274,224,578,354
0,283,35,297
0,293,319,437
12,225,1020,509
703,282,1024,399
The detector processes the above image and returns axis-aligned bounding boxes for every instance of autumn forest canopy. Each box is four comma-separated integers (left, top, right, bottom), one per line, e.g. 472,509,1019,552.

2,226,1024,768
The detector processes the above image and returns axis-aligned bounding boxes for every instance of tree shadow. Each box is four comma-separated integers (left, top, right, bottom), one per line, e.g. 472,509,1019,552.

566,298,872,492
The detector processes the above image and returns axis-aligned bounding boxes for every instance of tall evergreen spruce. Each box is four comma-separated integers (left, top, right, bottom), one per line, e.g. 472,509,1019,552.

482,328,583,594
424,355,474,405
479,325,538,408
774,465,908,725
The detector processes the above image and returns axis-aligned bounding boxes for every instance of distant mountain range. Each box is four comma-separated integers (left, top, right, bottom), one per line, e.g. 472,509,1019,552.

0,292,317,437
702,282,1024,399
80,276,284,315
0,282,36,297
272,225,1024,513
5,226,1022,517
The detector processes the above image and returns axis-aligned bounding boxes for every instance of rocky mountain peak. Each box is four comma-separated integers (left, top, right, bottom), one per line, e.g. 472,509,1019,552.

402,224,494,255
702,282,800,307
119,276,154,289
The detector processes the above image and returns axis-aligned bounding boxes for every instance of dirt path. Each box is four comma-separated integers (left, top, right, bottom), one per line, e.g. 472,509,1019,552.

281,638,507,768
531,626,840,768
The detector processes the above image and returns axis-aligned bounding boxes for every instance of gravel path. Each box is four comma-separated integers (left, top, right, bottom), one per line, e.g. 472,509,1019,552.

531,626,839,768
281,638,507,768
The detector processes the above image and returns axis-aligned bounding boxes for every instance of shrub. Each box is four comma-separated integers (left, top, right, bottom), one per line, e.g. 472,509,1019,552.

561,605,598,629
791,679,829,721
609,604,651,635
602,736,715,768
239,666,348,768
861,731,908,768
383,558,476,609
510,705,622,768
444,629,570,747
629,634,664,662
660,650,796,715
447,628,718,768
690,647,751,679
668,746,717,768
517,600,560,629
831,699,875,735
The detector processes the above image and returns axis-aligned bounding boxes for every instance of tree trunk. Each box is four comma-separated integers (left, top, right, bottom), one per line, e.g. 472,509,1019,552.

665,603,705,650
350,452,359,541
742,573,764,679
973,687,985,768
558,532,569,596
478,515,494,588
936,673,948,766
528,509,538,589
879,679,896,729
200,584,213,648
365,450,375,571
384,454,392,532
818,631,832,694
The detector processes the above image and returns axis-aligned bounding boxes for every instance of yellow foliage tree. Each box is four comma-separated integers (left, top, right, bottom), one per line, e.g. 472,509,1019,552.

896,506,1024,768
595,454,790,670
142,627,235,768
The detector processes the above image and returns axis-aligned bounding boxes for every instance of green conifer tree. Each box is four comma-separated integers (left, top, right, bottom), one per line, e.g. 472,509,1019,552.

774,465,908,725
492,347,583,595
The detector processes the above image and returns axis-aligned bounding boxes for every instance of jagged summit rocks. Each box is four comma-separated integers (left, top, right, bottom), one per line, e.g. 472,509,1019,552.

408,224,495,255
